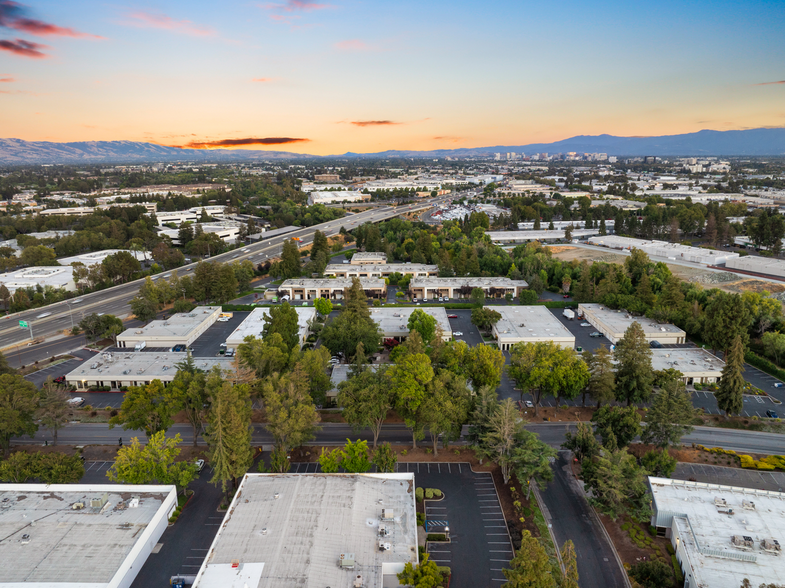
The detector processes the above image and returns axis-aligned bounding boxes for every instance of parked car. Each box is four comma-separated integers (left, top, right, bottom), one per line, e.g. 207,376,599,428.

66,397,85,407
447,314,458,319
589,332,602,338
195,459,205,473
580,322,591,327
525,400,534,408
650,340,663,348
766,410,779,419
54,375,66,384
217,317,230,322
562,294,570,299
453,331,463,336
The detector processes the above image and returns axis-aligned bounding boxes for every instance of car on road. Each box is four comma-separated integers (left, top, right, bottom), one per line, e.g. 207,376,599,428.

447,314,458,319
54,375,66,384
36,312,52,318
766,410,780,419
195,459,205,472
562,294,570,299
453,331,463,336
66,397,85,407
589,332,602,338
580,322,591,327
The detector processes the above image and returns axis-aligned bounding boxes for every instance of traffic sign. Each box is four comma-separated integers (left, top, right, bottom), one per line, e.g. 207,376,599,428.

19,320,28,328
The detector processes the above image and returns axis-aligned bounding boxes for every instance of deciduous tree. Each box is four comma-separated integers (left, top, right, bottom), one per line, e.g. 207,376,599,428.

591,405,641,449
264,301,300,351
38,378,70,446
641,377,695,447
407,308,438,345
109,379,182,439
107,431,197,493
582,346,616,407
338,364,392,448
262,369,320,454
389,352,433,449
465,343,505,391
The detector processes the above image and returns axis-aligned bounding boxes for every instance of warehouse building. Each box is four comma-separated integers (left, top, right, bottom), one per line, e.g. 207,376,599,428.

650,348,724,385
191,473,418,588
488,229,602,243
0,266,76,294
588,235,740,265
491,306,575,350
278,278,387,300
224,306,316,350
409,277,529,300
370,306,452,341
59,249,149,267
324,263,438,279
0,483,177,588
649,477,785,588
726,255,785,279
350,252,388,265
579,303,686,344
116,306,222,348
307,191,370,205
65,350,234,390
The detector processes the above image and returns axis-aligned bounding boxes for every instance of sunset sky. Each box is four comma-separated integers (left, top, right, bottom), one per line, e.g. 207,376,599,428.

0,0,783,155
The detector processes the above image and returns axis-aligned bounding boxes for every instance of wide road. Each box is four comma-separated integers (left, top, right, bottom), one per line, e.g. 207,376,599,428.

0,196,453,351
13,422,785,455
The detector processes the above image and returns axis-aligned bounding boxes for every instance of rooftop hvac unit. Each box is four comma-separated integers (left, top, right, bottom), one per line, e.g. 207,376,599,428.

71,502,84,510
731,535,754,549
742,500,756,510
382,509,394,520
378,541,392,551
90,493,108,509
761,538,781,552
339,553,355,568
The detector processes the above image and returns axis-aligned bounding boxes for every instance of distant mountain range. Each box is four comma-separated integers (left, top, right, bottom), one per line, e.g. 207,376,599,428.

1,128,784,165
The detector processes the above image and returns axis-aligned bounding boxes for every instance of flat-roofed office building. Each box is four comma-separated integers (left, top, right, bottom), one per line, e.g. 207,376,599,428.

224,306,316,350
0,266,76,294
650,348,724,385
0,483,177,588
278,278,386,300
191,473,418,588
579,303,686,344
491,306,575,350
116,306,222,348
369,306,452,341
350,252,387,265
324,263,438,278
409,277,529,300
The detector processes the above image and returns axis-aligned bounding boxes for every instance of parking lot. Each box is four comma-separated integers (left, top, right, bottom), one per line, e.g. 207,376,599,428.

189,311,250,357
673,463,785,492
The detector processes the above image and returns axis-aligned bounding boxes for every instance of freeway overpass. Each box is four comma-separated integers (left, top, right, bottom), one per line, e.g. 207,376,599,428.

0,196,452,352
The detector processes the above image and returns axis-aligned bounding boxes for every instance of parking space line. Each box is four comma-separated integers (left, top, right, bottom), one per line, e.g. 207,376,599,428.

484,525,506,528
490,559,510,562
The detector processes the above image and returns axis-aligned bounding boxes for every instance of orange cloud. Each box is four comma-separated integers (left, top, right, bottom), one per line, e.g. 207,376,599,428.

753,80,785,86
252,77,274,82
0,1,101,38
0,38,48,58
125,11,215,37
175,137,311,149
433,136,465,143
0,75,14,82
351,120,401,127
335,39,369,51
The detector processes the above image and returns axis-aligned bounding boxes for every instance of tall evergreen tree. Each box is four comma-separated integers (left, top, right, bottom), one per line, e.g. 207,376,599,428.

582,346,616,407
614,322,654,406
263,301,300,351
502,530,557,588
716,335,745,417
641,376,695,447
280,238,302,279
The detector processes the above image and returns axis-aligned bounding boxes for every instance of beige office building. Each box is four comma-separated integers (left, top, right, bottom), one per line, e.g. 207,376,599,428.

350,252,388,265
491,306,575,350
278,278,386,300
409,277,529,300
224,306,316,350
324,263,437,279
369,307,452,341
117,306,222,348
579,303,686,344
650,348,724,385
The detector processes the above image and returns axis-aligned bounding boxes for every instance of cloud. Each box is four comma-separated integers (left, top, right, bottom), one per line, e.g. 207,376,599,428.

125,11,215,37
0,75,14,82
252,77,274,82
433,136,465,143
335,39,369,51
351,120,401,127
753,80,785,86
0,38,47,57
266,0,331,11
0,1,101,38
176,137,311,149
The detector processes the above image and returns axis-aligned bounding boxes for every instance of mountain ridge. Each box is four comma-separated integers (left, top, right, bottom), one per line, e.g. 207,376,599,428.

1,128,784,164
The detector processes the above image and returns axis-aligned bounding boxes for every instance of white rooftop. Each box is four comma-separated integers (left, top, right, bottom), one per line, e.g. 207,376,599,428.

650,476,785,588
369,307,451,340
351,252,388,264
580,304,686,340
492,306,575,345
410,276,528,289
192,473,418,588
650,348,725,375
59,249,149,267
588,235,740,265
0,483,176,586
0,265,75,294
324,263,438,275
117,306,221,343
224,306,316,348
65,350,235,383
488,229,602,242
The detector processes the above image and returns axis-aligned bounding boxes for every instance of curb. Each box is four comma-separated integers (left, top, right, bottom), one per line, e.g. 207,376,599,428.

532,484,565,575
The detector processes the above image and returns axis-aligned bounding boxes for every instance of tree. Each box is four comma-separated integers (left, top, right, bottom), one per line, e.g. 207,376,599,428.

476,398,520,484
419,371,471,456
470,287,486,307
716,335,745,417
0,351,14,376
591,406,641,449
339,438,371,472
129,295,158,323
238,333,291,380
582,346,616,407
109,379,182,438
0,373,39,457
628,561,673,588
0,283,10,311
408,308,438,345
389,353,433,449
640,448,677,477
561,421,600,462
338,364,392,448
262,369,320,454
170,358,208,446
372,442,397,472
502,530,557,588
296,347,332,406
614,322,654,406
564,224,573,241
510,429,556,499
703,292,751,357
279,238,302,278
508,341,590,415
582,447,651,521
314,296,333,317
762,331,785,365
232,259,255,292
641,377,695,447
471,306,502,332
264,301,300,351
317,447,341,472
205,371,253,495
0,451,84,484
624,247,652,285
560,540,579,588
38,378,70,445
321,279,382,360
466,344,505,391
21,244,57,266
397,554,444,588
107,431,197,493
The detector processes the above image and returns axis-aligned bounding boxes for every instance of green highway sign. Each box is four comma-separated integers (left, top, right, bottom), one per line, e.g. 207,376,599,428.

19,320,28,328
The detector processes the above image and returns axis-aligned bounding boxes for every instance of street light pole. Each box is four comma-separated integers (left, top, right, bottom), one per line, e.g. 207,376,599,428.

65,300,75,331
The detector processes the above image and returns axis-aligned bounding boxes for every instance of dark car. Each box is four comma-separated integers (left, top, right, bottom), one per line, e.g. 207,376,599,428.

562,294,570,298
53,375,66,383
766,410,779,419
589,332,602,338
650,341,663,348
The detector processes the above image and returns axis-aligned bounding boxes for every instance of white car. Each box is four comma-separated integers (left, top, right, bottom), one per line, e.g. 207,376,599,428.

217,317,230,322
67,397,85,407
525,400,534,408
580,322,591,327
195,459,205,473
453,331,463,336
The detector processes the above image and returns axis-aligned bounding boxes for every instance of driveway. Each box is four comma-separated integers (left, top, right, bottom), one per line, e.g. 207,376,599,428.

542,452,628,588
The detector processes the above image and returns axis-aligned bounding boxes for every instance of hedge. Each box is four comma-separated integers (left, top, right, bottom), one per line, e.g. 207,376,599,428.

427,534,447,542
672,554,684,585
740,454,785,470
415,487,424,502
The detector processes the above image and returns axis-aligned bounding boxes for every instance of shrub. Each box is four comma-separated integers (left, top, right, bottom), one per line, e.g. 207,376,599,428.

105,405,113,411
109,409,118,417
629,560,673,588
416,487,424,502
417,512,425,526
425,488,434,499
432,489,442,498
740,455,756,468
666,543,675,555
671,554,683,584
427,534,447,542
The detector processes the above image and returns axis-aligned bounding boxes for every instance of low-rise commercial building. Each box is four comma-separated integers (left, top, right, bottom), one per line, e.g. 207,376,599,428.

579,303,686,344
649,476,785,588
488,229,602,243
158,222,241,245
278,278,386,300
491,306,575,350
154,206,228,226
59,249,149,267
350,252,387,265
224,306,316,350
191,473,418,588
650,348,724,385
39,202,158,217
65,350,234,390
588,235,740,265
517,220,615,230
324,263,438,278
0,266,76,294
369,307,451,341
726,255,785,278
409,277,529,300
307,191,369,205
116,306,222,348
0,483,177,588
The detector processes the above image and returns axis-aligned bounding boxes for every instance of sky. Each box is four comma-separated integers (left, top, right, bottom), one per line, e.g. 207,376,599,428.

0,0,783,155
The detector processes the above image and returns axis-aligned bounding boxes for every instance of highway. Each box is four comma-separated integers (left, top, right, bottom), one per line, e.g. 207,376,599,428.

13,422,785,455
0,196,452,352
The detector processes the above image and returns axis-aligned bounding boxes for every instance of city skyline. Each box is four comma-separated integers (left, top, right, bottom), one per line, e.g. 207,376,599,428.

0,0,783,155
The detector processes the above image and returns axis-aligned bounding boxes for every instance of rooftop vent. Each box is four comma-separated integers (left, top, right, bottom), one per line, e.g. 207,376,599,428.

71,502,84,510
378,541,392,551
715,497,727,507
742,500,756,511
731,535,754,550
20,534,30,544
382,509,394,520
274,492,279,500
761,538,781,552
339,553,355,569
354,575,364,588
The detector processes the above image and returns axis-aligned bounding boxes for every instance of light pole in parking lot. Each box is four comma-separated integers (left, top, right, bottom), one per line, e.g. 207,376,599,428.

64,299,76,331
